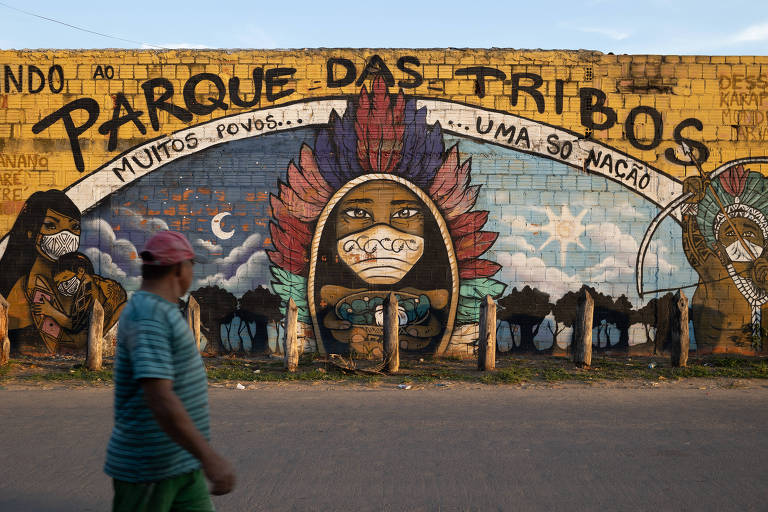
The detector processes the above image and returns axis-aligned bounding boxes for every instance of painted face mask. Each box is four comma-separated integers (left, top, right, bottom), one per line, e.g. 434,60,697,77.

39,230,79,261
337,224,424,284
57,275,81,296
724,239,764,262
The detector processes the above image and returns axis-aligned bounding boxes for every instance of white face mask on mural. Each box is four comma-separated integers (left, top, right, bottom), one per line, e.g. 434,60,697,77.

337,224,425,284
724,239,764,262
39,230,79,261
57,275,81,296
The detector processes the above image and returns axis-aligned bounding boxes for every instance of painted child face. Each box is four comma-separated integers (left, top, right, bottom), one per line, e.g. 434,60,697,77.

718,217,765,263
34,209,81,261
334,181,425,285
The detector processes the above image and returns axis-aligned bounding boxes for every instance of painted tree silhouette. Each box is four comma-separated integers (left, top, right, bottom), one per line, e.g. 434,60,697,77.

190,286,238,355
497,286,552,352
239,287,283,354
632,293,675,354
551,289,580,350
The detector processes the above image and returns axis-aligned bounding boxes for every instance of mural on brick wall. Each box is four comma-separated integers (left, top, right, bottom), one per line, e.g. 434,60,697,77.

267,79,504,358
2,51,768,357
0,189,125,355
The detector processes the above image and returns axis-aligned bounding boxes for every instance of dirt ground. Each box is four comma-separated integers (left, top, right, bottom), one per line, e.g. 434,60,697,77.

2,351,767,390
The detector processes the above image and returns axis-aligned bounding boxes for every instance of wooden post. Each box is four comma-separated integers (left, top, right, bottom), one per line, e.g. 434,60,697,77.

477,295,496,371
670,290,689,367
283,298,299,372
86,300,104,371
572,289,594,368
0,294,10,366
383,292,400,373
187,295,201,351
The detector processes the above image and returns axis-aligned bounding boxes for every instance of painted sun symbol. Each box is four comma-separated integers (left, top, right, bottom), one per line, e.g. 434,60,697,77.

533,206,587,266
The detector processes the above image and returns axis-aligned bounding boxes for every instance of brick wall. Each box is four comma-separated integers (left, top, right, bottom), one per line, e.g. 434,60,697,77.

1,49,766,357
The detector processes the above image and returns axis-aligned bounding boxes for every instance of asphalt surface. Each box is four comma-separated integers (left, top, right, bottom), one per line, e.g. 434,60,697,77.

2,383,768,511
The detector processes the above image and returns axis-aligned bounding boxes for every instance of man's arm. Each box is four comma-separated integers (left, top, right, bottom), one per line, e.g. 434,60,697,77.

140,378,235,495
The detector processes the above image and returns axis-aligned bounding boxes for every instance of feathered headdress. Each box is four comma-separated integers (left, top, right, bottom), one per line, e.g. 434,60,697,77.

268,77,505,325
698,164,768,246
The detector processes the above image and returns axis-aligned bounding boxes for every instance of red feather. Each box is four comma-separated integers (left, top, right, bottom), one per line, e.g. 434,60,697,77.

299,144,333,197
448,211,489,238
270,195,313,246
719,164,749,197
278,182,323,222
454,231,498,261
269,222,308,275
355,77,405,173
429,145,459,198
458,259,502,279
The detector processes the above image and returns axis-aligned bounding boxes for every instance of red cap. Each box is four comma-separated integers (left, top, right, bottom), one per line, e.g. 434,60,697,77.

141,231,195,266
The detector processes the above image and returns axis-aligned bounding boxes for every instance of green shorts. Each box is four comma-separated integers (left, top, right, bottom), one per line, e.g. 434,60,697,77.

113,469,215,512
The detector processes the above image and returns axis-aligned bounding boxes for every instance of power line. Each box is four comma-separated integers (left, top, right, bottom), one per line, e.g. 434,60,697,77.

0,1,167,49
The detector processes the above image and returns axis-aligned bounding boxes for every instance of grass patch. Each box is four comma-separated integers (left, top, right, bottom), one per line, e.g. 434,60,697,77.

22,366,113,383
480,367,534,384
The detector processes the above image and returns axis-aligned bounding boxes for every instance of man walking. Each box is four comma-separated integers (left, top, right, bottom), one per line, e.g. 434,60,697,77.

105,231,235,511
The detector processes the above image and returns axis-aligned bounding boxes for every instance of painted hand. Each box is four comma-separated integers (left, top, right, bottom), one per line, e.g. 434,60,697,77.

682,176,708,204
752,257,768,290
31,297,59,319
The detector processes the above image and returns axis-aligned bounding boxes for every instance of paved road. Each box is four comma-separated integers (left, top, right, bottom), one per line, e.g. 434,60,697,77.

2,383,768,511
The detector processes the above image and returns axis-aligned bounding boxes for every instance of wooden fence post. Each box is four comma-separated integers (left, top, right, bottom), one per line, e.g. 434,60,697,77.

187,295,201,351
572,289,594,368
477,295,496,371
283,298,299,372
670,290,689,367
0,294,10,366
87,300,105,371
383,292,400,373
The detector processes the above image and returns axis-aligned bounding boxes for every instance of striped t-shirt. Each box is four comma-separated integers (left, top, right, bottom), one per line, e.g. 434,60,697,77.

104,290,210,483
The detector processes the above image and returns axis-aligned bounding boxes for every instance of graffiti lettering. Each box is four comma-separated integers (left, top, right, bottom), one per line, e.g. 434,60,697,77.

93,65,114,80
2,64,63,94
32,67,300,171
0,153,49,169
111,132,198,182
584,149,650,189
326,55,423,90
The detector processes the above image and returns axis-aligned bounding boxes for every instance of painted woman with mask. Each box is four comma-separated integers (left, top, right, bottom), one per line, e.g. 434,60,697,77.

0,190,85,354
681,165,768,354
48,252,126,352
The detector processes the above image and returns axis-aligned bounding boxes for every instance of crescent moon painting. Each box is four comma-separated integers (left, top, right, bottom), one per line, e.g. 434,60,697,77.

211,212,235,240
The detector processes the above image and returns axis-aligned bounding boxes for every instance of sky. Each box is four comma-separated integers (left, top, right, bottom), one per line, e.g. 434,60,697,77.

0,0,766,54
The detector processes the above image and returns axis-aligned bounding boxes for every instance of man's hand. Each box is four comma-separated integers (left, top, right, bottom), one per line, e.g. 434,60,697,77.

201,451,236,495
682,176,708,204
141,379,236,496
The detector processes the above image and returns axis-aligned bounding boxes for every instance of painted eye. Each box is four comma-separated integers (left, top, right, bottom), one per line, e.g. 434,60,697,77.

43,221,56,230
392,208,419,219
344,208,371,219
72,223,81,232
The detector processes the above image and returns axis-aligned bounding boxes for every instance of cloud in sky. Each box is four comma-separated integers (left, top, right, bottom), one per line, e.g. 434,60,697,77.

496,235,537,253
193,238,222,253
82,218,141,274
82,247,141,292
571,26,630,41
731,22,768,42
496,252,582,300
115,207,169,233
194,251,269,297
209,233,262,269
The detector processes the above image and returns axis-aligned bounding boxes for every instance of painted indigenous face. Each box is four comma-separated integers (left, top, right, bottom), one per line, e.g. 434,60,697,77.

717,217,765,263
34,209,81,262
334,181,425,284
